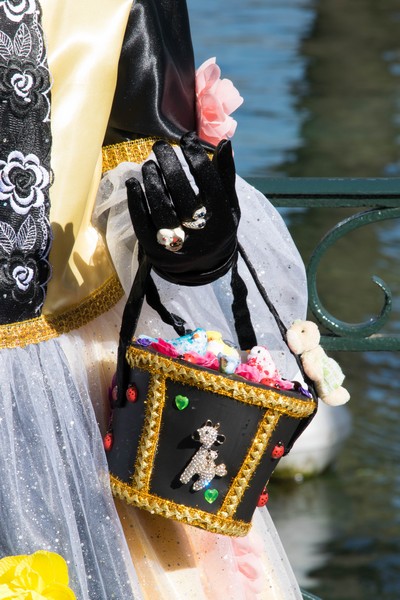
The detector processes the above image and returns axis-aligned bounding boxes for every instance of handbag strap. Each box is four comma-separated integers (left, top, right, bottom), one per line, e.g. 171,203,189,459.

116,244,316,406
236,242,291,349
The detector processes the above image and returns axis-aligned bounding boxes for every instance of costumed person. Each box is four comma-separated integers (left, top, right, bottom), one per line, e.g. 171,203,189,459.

0,1,311,598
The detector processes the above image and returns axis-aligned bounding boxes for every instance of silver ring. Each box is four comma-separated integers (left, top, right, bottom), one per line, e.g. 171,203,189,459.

156,226,185,252
182,206,207,230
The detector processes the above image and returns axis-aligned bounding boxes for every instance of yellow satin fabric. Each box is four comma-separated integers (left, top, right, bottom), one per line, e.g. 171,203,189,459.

41,0,133,314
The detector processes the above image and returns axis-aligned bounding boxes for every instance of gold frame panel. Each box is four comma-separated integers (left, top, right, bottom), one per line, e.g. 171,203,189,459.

108,345,316,536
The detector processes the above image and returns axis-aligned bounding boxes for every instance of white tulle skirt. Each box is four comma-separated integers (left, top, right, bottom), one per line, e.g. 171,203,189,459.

0,302,301,600
0,299,302,599
0,154,307,598
0,305,141,599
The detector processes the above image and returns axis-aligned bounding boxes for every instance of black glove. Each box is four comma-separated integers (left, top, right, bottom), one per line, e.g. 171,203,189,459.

125,131,240,286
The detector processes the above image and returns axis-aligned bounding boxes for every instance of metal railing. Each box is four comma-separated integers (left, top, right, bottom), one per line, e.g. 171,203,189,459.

247,177,400,352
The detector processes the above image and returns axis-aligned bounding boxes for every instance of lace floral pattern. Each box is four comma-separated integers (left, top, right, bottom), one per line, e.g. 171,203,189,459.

0,151,50,214
0,0,52,324
0,0,36,23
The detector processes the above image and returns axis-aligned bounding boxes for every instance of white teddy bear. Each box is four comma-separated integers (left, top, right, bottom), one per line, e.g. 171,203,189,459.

286,319,350,406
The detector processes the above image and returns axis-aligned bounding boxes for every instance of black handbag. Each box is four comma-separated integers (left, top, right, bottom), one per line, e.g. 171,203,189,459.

105,244,317,537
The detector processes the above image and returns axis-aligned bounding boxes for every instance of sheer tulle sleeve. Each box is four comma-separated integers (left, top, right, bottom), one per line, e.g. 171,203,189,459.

93,147,307,379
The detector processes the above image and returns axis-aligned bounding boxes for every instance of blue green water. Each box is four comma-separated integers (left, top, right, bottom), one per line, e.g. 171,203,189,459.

189,2,400,599
189,0,315,176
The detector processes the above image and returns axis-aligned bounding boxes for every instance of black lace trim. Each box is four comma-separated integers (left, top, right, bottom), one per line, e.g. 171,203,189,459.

0,0,52,324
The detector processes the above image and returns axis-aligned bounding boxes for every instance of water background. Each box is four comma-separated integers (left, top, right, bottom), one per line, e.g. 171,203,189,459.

188,1,400,599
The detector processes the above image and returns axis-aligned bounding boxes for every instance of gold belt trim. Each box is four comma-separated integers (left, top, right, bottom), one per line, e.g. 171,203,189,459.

102,137,213,174
0,275,124,350
102,137,165,173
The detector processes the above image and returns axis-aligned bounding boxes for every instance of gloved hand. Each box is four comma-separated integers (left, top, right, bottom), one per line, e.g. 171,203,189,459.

125,131,240,286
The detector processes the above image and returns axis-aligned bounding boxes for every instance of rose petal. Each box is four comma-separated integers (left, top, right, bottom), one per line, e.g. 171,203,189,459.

0,552,76,599
199,93,226,121
195,57,243,145
0,555,21,580
195,57,218,92
183,351,220,369
215,78,244,114
235,364,263,383
43,582,77,600
237,556,263,584
232,530,264,557
0,583,14,595
30,551,70,587
201,116,234,140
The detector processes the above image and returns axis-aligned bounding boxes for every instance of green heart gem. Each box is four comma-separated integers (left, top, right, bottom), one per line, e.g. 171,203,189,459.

204,488,219,504
175,394,189,410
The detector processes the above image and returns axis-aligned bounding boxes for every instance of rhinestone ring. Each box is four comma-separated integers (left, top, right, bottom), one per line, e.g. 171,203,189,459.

181,206,207,230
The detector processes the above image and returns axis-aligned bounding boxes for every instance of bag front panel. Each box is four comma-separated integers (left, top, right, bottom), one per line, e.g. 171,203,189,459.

148,378,265,513
106,346,317,534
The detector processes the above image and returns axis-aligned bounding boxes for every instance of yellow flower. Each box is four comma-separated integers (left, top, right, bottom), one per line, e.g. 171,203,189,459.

0,551,76,599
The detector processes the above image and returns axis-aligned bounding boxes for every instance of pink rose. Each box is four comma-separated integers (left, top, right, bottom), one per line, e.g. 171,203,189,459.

195,57,243,146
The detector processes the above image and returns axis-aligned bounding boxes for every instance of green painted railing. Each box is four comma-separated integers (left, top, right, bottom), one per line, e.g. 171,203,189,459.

301,590,323,600
247,177,400,352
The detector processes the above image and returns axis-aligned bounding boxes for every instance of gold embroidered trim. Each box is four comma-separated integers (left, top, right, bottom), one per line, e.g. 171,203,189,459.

102,137,214,174
0,275,124,349
110,475,251,537
131,373,166,491
102,137,166,173
219,410,280,518
126,345,316,419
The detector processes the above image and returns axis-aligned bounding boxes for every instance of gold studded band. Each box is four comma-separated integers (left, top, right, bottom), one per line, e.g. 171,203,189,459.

101,137,213,174
0,275,124,349
102,137,165,173
126,345,316,418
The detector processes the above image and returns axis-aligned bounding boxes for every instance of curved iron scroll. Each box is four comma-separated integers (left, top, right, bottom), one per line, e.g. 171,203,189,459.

246,176,400,351
307,207,400,350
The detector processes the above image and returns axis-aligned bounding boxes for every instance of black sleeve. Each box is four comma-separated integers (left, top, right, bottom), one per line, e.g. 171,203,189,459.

104,0,197,145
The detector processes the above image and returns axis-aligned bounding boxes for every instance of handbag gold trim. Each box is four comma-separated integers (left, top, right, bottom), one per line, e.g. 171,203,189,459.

0,275,124,349
106,345,317,536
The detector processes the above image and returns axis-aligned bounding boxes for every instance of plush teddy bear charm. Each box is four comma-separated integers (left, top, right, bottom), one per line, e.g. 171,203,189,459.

286,320,350,406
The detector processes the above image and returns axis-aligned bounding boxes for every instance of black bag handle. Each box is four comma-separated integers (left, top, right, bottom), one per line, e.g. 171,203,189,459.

115,242,317,410
236,242,292,351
